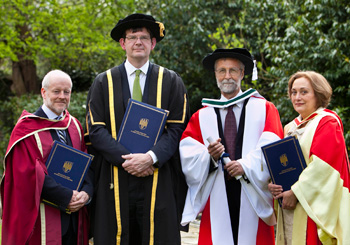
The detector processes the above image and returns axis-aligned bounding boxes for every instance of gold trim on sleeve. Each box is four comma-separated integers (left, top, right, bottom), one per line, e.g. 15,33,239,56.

88,102,106,127
167,93,187,123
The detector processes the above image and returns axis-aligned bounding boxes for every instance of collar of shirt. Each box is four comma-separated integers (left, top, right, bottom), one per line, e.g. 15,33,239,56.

125,60,149,95
220,90,244,110
42,104,64,120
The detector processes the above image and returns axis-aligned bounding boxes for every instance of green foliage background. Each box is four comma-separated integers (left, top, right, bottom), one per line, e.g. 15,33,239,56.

1,0,349,173
136,0,349,143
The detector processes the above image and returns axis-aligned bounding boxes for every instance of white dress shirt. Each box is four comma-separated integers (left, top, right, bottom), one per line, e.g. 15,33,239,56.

124,59,149,97
42,104,64,120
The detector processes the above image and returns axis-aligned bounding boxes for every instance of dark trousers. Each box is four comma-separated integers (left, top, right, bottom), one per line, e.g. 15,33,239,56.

128,176,145,245
62,214,77,245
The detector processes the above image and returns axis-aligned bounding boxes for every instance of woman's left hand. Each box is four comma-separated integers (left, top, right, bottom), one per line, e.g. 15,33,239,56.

277,190,298,210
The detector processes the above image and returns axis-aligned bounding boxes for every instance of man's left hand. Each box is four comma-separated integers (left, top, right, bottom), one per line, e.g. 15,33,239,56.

122,153,154,177
224,160,244,177
67,191,90,212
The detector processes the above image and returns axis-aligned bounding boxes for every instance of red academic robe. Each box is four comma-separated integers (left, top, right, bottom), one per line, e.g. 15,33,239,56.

180,90,283,245
289,109,350,244
1,110,89,245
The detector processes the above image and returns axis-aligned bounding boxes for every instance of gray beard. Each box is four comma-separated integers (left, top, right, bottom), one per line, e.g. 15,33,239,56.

217,78,240,94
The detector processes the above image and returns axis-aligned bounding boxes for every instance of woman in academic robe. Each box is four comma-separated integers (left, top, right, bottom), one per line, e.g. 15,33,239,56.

268,71,350,245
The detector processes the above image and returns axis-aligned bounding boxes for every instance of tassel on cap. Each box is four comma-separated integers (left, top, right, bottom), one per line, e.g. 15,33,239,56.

156,21,165,37
252,60,258,81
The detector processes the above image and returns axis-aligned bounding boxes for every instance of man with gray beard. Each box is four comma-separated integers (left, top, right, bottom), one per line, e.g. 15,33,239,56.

179,48,283,244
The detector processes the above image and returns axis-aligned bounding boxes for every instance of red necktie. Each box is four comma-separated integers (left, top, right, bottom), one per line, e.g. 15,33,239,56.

224,105,237,161
224,105,237,180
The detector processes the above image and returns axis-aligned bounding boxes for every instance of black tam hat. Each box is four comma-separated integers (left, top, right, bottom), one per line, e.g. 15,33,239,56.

202,48,254,75
111,13,165,42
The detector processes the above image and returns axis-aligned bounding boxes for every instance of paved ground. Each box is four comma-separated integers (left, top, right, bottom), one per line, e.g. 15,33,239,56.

89,219,200,244
181,219,200,245
0,217,199,245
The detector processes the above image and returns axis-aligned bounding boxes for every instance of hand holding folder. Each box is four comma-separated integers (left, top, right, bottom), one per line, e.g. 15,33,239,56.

44,140,93,212
261,136,307,206
46,141,93,191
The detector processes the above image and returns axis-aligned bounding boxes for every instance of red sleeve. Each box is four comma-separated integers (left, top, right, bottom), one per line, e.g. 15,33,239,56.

263,101,284,139
310,116,350,187
180,109,205,145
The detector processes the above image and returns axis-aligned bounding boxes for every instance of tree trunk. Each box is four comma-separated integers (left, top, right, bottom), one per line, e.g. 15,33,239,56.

10,23,39,96
11,58,38,95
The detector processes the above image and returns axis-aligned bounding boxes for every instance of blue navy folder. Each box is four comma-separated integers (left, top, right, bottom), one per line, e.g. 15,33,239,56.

261,136,307,205
117,99,169,153
46,140,93,191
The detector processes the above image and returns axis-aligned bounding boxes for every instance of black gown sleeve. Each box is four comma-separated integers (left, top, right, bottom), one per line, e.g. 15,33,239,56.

85,72,130,167
41,175,73,211
150,70,190,167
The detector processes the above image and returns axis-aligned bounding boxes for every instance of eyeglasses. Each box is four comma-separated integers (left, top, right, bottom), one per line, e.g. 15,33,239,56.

125,35,151,42
215,67,242,77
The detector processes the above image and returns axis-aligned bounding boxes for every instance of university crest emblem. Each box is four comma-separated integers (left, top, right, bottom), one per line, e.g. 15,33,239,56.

63,161,73,173
280,154,288,167
139,118,149,130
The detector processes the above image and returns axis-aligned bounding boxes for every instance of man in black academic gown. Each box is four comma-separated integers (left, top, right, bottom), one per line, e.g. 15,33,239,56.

85,14,190,244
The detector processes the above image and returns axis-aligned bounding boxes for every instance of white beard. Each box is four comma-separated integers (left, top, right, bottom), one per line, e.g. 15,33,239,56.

217,78,241,94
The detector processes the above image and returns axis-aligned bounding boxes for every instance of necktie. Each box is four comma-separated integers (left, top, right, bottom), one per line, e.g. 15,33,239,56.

224,105,237,160
55,116,67,144
132,70,142,101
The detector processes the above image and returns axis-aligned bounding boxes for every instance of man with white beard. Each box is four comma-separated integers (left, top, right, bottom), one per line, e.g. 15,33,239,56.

179,48,283,244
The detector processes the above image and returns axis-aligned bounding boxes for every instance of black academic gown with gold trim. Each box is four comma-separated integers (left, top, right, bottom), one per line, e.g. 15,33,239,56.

85,62,190,245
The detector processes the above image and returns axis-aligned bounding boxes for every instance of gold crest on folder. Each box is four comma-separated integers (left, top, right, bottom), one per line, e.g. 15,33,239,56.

280,154,288,167
139,118,149,130
63,161,73,173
